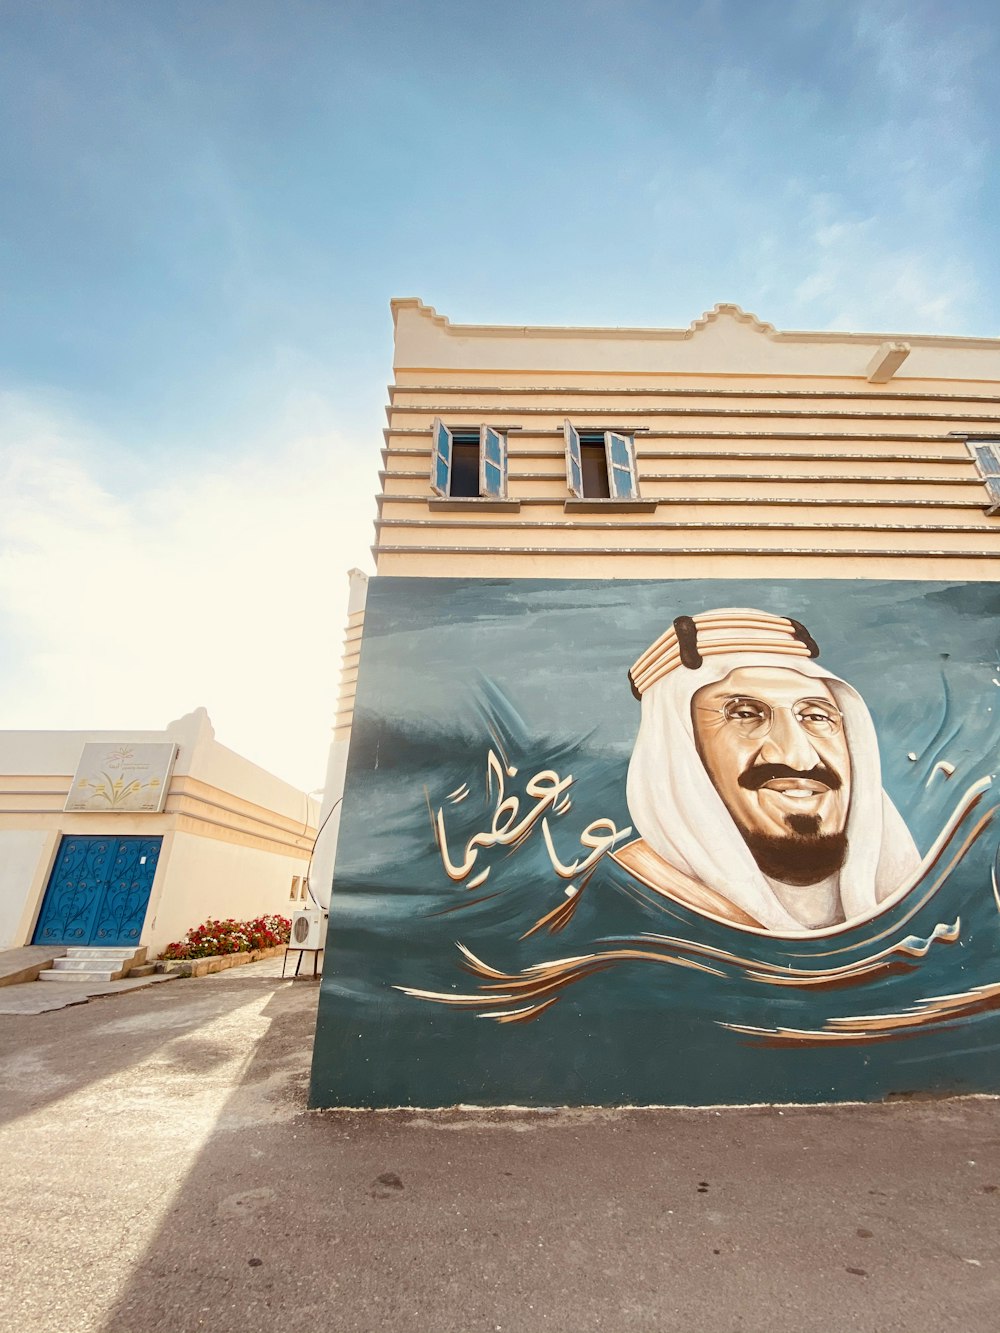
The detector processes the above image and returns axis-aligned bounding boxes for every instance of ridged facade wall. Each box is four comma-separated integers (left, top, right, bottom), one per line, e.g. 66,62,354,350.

373,301,1000,581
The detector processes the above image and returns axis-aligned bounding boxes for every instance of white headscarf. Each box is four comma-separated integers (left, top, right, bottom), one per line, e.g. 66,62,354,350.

626,636,920,933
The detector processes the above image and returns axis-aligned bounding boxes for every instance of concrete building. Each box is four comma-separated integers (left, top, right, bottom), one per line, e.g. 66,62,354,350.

376,297,1000,580
0,707,318,959
311,302,1000,1109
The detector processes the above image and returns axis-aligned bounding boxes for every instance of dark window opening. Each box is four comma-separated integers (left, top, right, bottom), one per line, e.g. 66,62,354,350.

580,434,611,498
449,435,480,497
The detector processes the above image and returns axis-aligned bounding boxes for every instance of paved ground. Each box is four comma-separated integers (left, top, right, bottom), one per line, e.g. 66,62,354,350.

0,969,176,1014
0,945,175,1013
0,945,292,1014
0,944,66,987
2,958,1000,1333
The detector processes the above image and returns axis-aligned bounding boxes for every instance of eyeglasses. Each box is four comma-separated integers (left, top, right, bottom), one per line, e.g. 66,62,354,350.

697,695,843,739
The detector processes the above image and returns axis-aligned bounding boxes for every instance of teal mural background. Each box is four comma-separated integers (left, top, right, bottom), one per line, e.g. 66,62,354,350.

310,578,1000,1108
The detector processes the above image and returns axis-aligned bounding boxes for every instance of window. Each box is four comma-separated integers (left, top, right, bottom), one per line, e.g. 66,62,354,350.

968,439,1000,515
448,430,481,498
580,434,612,498
430,419,508,499
563,421,640,500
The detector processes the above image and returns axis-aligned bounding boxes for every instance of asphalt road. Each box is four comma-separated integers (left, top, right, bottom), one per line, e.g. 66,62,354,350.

2,958,999,1333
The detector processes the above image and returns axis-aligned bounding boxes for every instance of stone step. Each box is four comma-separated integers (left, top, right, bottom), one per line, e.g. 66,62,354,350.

65,946,146,963
50,956,132,974
32,944,145,984
39,966,122,983
127,963,157,978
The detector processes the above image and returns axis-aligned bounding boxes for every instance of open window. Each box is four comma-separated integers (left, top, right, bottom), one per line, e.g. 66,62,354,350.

430,420,508,499
967,440,1000,515
564,421,640,500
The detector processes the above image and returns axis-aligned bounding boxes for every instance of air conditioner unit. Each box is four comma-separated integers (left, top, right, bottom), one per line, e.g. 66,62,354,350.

289,909,327,952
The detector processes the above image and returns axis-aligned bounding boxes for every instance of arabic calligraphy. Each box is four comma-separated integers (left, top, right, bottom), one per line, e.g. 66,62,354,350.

434,748,631,891
409,772,997,1028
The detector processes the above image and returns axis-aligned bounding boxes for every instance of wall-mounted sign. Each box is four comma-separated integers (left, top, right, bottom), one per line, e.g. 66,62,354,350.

65,742,177,813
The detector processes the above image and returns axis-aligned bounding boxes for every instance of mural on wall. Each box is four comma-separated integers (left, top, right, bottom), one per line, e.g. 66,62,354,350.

311,579,1000,1108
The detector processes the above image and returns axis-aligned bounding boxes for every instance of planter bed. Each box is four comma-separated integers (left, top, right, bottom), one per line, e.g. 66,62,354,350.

156,943,288,978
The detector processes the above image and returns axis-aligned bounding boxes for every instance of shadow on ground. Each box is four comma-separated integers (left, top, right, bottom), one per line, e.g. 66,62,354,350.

4,966,1000,1333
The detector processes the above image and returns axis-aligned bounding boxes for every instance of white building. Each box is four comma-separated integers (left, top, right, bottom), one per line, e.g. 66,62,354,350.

0,707,318,957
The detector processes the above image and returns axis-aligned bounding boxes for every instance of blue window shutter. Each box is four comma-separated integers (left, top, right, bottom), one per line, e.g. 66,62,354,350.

480,425,506,498
972,441,1000,474
564,420,583,498
970,441,1000,512
605,431,638,500
431,418,453,496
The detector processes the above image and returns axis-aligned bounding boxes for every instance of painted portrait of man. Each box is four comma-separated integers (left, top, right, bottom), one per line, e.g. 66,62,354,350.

613,608,922,933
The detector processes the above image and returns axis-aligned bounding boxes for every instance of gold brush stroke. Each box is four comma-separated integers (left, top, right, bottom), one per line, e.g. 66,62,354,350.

490,998,561,1024
720,1026,889,1045
423,784,437,835
396,919,963,1021
426,889,507,917
630,918,961,983
516,916,960,987
723,979,1000,1046
484,726,511,778
739,920,961,987
520,865,600,940
519,893,579,939
828,982,1000,1031
405,777,994,1025
512,893,961,988
396,947,729,1018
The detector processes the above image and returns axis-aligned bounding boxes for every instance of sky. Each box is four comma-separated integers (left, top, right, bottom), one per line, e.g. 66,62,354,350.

1,0,999,791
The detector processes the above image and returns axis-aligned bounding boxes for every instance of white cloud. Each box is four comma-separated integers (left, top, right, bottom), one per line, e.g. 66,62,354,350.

782,192,975,333
850,4,989,224
682,2,992,339
0,390,376,791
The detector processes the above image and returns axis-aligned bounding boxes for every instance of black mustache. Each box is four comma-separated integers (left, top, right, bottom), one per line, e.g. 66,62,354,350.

738,763,842,793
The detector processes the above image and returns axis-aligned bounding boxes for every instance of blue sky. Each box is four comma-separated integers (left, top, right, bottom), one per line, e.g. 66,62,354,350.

1,0,998,787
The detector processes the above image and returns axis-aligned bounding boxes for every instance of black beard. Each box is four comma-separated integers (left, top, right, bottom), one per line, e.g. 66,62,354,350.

740,823,848,886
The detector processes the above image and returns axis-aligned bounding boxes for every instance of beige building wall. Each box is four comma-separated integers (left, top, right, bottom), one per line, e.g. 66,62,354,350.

0,707,318,954
375,299,1000,582
309,567,369,910
318,300,1000,898
143,830,307,953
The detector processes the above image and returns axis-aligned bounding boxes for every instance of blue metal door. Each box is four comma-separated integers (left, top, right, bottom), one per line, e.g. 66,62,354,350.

92,837,162,947
33,835,161,948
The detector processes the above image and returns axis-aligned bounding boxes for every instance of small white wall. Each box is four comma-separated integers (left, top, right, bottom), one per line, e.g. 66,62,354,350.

391,296,1000,380
0,709,318,952
0,727,172,776
0,829,55,948
193,738,316,823
309,733,350,911
142,830,305,955
311,567,370,909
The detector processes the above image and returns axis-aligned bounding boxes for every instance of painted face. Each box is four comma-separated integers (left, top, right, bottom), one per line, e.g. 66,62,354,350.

691,666,852,882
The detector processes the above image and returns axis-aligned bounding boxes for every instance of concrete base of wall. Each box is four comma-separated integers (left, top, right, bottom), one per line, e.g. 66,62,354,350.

156,943,288,978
